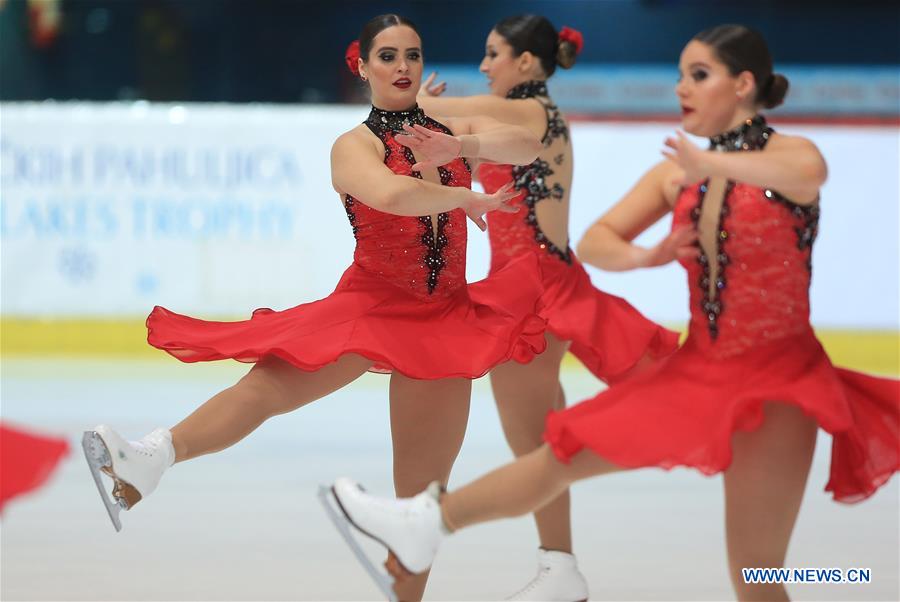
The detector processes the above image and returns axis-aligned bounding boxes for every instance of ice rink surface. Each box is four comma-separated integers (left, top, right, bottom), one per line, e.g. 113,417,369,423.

2,358,897,601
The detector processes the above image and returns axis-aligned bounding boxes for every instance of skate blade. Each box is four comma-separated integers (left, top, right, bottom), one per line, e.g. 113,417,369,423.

82,431,127,532
318,485,398,602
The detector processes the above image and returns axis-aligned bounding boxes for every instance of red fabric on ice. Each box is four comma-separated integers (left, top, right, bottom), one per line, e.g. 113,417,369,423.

1,422,70,512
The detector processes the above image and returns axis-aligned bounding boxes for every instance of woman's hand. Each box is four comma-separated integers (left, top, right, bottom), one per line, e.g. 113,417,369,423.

662,131,711,186
634,225,699,267
396,123,465,170
418,72,447,98
463,181,519,231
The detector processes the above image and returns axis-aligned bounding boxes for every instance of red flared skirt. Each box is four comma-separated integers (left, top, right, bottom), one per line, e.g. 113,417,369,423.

545,330,899,503
498,253,679,382
147,255,547,380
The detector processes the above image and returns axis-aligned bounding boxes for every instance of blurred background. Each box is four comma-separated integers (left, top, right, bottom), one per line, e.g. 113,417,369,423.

2,0,898,344
2,0,899,108
1,1,898,600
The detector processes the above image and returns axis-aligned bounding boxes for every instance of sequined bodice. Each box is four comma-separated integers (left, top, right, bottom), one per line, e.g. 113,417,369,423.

674,116,820,358
343,106,472,301
481,81,573,272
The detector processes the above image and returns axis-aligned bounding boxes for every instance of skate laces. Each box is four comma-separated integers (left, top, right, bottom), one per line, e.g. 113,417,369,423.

129,440,155,457
131,433,167,459
131,429,174,463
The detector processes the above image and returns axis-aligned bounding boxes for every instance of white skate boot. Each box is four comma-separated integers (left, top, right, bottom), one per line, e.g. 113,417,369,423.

320,478,445,601
506,548,590,601
82,425,174,531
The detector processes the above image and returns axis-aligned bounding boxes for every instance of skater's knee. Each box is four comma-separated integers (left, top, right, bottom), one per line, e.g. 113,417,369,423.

236,367,294,417
494,394,558,454
502,426,545,457
533,445,577,488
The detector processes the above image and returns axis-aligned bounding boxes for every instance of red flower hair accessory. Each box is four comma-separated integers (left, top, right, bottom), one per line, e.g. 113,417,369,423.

345,39,361,77
558,27,584,55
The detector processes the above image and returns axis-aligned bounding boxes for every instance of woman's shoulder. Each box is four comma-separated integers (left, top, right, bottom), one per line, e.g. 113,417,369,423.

648,159,685,207
765,131,821,155
333,124,382,153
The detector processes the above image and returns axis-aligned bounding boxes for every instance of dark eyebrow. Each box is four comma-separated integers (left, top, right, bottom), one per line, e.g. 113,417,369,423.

375,46,421,53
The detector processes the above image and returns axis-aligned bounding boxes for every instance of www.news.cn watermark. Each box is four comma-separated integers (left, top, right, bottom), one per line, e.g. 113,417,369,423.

743,568,871,584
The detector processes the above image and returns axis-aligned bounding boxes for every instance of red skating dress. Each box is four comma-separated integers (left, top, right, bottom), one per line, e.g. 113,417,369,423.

0,422,69,512
479,80,678,381
545,116,899,502
146,105,547,380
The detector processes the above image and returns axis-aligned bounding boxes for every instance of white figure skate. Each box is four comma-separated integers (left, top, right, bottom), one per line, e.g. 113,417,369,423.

82,425,173,531
507,548,589,601
320,478,445,601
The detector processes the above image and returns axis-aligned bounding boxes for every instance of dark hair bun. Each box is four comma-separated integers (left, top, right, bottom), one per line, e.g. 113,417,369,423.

495,14,560,76
761,73,789,109
556,41,578,69
693,25,789,109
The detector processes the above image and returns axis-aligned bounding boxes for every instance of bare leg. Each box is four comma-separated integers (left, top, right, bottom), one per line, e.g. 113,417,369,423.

490,333,573,552
442,444,621,533
388,374,472,602
724,403,817,602
171,354,373,462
